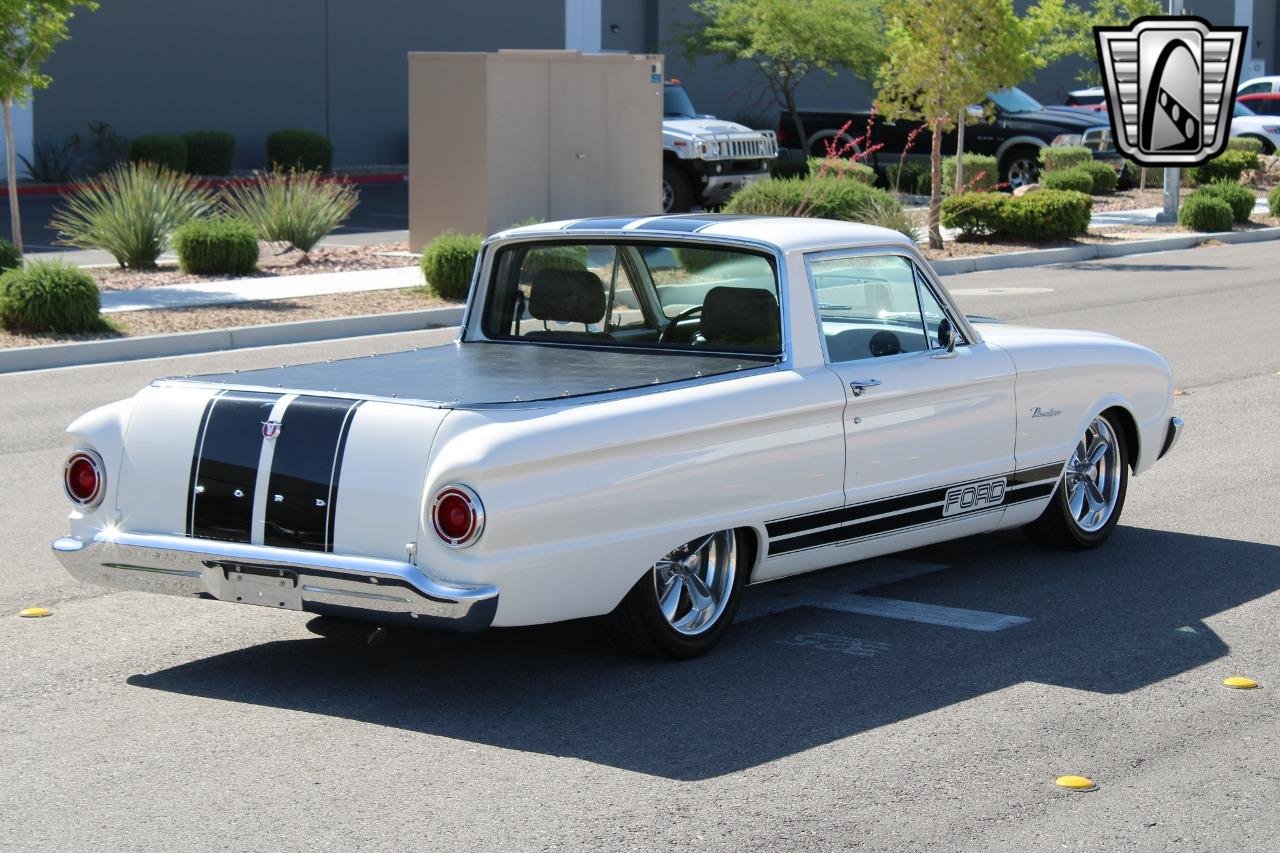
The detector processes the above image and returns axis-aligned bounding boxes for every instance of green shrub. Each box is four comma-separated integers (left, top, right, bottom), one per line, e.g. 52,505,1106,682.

0,239,19,272
673,247,726,272
941,192,1010,237
941,154,999,194
1041,167,1095,194
1177,194,1233,232
941,189,1092,240
1076,160,1118,194
523,244,589,276
171,217,259,275
1270,185,1280,218
0,260,104,333
420,231,483,300
856,192,921,243
19,136,81,183
1189,150,1260,184
51,161,215,268
223,169,358,254
724,176,915,239
183,130,236,175
128,134,187,172
1227,136,1264,155
267,129,333,173
1040,145,1093,172
807,157,876,184
1190,183,1256,224
882,161,929,195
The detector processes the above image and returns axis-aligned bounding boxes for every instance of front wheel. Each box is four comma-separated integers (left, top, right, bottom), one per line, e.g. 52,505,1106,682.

661,164,694,214
603,529,746,659
1024,412,1129,550
1001,147,1040,189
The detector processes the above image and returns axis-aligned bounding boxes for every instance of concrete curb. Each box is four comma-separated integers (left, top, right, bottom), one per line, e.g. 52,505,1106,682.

0,305,464,374
930,226,1280,275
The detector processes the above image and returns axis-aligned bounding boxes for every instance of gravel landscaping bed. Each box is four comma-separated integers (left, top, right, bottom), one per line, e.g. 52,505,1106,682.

90,242,415,291
0,287,458,350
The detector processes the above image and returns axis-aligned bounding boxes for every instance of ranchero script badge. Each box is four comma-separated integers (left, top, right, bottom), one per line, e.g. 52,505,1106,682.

1031,407,1062,418
262,420,283,439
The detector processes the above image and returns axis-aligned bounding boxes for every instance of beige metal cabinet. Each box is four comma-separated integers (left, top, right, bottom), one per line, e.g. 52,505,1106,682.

409,50,662,249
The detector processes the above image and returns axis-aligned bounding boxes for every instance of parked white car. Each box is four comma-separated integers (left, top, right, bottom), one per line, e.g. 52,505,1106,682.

1238,75,1280,96
53,215,1183,658
1229,100,1280,154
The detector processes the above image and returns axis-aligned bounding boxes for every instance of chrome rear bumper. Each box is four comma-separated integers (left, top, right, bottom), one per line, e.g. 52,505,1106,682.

52,531,498,631
1158,415,1184,460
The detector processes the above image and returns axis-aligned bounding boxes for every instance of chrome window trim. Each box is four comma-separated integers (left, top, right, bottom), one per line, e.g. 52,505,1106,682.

468,231,795,372
802,245,981,366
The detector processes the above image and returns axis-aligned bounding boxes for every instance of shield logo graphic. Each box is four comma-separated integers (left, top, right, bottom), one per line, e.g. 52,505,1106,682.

1094,16,1247,167
262,420,282,439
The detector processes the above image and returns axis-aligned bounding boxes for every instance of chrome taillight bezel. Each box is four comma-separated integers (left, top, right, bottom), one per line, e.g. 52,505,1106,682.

64,448,106,508
430,484,485,549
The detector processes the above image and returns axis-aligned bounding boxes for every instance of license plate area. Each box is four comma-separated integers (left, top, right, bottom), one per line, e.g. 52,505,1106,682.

211,562,303,610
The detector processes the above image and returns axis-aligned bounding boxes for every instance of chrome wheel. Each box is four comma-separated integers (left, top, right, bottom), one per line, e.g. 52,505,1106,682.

653,531,736,636
1065,416,1122,533
1005,156,1039,188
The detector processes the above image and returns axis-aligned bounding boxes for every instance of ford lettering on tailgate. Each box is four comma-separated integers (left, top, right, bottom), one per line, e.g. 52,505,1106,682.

943,478,1008,517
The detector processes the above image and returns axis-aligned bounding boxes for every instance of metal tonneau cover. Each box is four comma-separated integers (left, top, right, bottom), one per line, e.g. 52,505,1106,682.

168,341,777,407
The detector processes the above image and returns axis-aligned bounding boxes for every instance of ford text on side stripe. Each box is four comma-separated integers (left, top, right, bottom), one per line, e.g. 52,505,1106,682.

52,216,1184,659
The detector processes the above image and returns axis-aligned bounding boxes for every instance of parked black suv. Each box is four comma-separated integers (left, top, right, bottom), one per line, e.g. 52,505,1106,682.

781,87,1121,187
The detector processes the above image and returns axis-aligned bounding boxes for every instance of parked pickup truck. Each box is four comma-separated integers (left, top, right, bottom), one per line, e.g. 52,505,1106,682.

53,214,1182,659
781,86,1123,188
663,82,778,212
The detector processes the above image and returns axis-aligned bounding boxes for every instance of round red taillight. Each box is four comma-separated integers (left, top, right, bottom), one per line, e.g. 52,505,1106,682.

430,484,484,548
64,450,104,507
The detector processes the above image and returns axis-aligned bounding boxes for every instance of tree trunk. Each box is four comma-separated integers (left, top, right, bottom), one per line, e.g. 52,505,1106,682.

928,118,943,250
954,113,966,193
3,99,22,257
786,90,806,157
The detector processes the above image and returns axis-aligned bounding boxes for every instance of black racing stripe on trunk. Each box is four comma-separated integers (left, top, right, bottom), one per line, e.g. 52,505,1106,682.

190,391,280,543
324,400,362,553
262,396,360,553
1010,463,1064,484
185,391,223,537
562,217,646,231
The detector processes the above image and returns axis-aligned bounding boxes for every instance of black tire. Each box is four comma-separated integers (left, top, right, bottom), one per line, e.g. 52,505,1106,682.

1000,146,1041,188
1024,412,1130,550
662,164,694,214
603,529,748,659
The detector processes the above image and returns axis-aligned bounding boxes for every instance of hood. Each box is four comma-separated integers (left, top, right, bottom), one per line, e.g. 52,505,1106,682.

1004,108,1109,131
663,116,764,139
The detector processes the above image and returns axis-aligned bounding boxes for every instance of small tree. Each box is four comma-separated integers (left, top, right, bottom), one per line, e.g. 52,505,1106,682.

876,0,1028,248
683,0,886,150
1023,0,1161,84
1,0,98,256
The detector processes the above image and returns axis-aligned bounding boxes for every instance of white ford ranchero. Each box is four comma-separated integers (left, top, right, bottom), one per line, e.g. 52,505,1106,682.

53,215,1183,658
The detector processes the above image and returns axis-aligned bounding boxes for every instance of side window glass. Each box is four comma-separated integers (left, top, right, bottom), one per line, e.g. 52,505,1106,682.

809,254,928,363
1238,83,1267,96
913,266,963,348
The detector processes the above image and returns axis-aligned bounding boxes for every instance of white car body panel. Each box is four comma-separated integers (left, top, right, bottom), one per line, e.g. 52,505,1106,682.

52,216,1181,633
1228,114,1280,150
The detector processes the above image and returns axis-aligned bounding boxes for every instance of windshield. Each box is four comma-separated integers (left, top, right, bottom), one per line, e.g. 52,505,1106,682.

988,87,1044,114
482,240,782,355
663,84,698,118
1234,100,1257,117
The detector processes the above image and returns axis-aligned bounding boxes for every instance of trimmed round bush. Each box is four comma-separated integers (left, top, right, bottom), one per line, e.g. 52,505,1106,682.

1041,167,1094,194
172,217,259,275
1040,145,1092,172
1076,160,1118,194
941,192,1010,237
943,190,1092,240
183,130,236,175
1270,185,1280,218
942,154,999,194
1227,136,1264,155
808,157,876,184
420,231,483,300
128,134,187,172
0,238,19,271
267,129,333,173
882,161,929,194
673,247,726,272
1177,194,1233,232
1189,150,1260,184
1192,182,1256,223
0,260,102,333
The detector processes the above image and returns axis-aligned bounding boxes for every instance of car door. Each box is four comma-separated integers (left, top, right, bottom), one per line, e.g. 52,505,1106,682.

808,249,1017,547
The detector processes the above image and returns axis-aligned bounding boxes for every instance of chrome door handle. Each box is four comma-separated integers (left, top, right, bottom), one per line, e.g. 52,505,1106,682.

849,379,881,397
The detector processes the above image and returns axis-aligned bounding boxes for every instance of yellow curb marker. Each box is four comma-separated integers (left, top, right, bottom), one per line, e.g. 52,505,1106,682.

1223,676,1259,689
1055,775,1098,792
18,607,51,618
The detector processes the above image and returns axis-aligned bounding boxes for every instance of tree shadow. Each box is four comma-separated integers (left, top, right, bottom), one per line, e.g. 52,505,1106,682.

127,527,1278,780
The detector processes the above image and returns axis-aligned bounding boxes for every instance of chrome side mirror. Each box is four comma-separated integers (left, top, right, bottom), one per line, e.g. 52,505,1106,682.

933,318,958,359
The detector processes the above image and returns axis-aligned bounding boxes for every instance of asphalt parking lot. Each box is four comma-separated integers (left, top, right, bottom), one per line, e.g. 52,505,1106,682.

1,242,1277,851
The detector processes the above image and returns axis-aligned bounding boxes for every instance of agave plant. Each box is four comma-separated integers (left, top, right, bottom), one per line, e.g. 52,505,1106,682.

51,161,215,268
223,169,359,255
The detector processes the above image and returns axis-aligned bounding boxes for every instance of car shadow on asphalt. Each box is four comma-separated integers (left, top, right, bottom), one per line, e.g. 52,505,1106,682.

126,527,1279,781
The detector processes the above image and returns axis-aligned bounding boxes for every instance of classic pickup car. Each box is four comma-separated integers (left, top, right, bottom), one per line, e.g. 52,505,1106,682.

53,215,1182,658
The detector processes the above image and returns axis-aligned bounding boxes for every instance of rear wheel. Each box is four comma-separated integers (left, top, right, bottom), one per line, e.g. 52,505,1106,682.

1024,412,1129,550
1001,147,1040,188
603,529,746,659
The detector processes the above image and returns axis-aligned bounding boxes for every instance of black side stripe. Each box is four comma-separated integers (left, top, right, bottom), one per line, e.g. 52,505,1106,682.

188,391,281,543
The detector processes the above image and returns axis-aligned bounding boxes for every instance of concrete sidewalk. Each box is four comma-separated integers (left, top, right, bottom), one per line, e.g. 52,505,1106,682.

100,263,421,313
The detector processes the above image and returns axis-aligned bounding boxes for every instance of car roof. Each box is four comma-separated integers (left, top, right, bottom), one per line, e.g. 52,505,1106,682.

491,214,916,253
1241,76,1280,85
